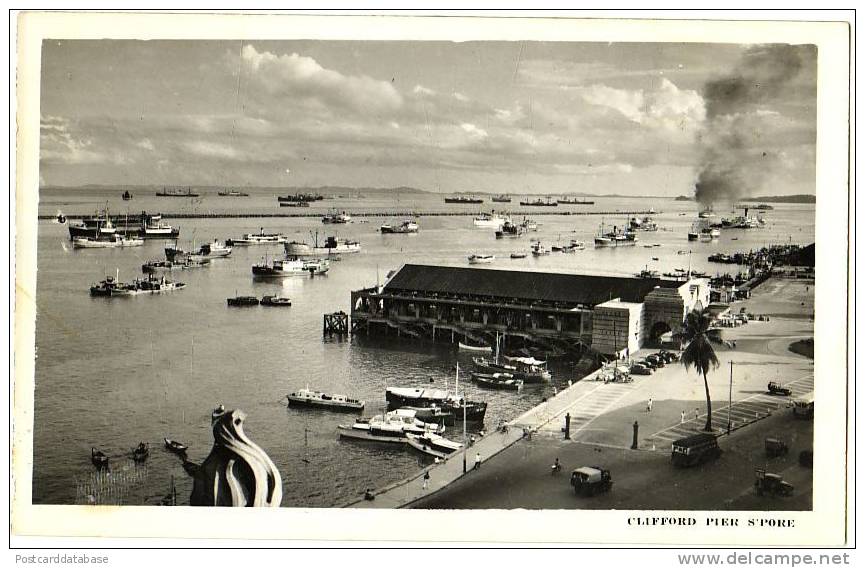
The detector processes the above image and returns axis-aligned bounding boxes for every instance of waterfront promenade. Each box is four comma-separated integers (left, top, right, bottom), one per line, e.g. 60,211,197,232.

347,276,815,509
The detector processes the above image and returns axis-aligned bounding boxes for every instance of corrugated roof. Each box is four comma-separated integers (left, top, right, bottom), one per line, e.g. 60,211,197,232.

383,264,682,306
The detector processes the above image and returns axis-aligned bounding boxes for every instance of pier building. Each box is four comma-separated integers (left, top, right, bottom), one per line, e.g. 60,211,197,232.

350,264,710,357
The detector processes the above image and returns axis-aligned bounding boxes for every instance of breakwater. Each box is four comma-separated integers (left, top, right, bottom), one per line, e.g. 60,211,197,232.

39,210,657,220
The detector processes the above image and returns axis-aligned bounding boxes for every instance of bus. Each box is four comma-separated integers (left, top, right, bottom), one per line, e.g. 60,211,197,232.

792,392,814,420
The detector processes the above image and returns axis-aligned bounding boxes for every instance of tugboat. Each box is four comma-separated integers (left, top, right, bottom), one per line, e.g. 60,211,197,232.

90,273,135,297
287,388,364,411
284,233,361,256
495,220,526,238
380,219,419,234
594,222,638,247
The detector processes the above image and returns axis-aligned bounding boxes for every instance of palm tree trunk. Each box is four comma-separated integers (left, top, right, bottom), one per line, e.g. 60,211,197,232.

702,369,713,432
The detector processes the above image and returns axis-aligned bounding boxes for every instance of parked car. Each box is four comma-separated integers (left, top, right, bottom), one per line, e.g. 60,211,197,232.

646,354,665,367
630,363,652,376
754,468,794,496
671,433,722,468
640,358,659,370
570,466,613,496
764,437,789,458
658,350,679,363
767,381,792,396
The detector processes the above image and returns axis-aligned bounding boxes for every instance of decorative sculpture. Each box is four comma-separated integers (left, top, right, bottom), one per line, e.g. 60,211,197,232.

190,407,282,507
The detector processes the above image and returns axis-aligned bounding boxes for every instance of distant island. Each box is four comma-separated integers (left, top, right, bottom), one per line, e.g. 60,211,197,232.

740,194,816,204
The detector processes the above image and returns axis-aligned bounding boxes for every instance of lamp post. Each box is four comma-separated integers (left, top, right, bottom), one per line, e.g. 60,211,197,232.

727,361,734,435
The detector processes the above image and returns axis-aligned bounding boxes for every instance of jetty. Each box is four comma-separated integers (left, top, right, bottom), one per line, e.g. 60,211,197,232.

39,210,657,221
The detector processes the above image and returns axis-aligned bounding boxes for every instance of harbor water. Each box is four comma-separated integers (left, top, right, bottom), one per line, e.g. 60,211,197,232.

31,189,815,506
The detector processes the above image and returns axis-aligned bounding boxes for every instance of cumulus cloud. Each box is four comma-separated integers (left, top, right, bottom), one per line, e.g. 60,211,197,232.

460,123,488,139
40,115,122,165
235,45,403,115
578,78,705,131
183,140,240,160
412,84,435,96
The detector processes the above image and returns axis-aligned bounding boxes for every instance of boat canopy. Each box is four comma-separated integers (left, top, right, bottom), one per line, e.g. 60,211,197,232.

505,356,547,366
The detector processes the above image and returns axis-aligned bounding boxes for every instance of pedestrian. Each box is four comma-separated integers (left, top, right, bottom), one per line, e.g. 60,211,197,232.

474,452,482,470
423,470,430,490
695,408,699,421
568,379,573,388
647,398,653,413
553,387,558,395
681,410,686,424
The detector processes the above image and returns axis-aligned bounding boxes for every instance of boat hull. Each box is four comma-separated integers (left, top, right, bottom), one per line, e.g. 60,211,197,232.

337,425,408,444
385,393,487,423
288,398,363,411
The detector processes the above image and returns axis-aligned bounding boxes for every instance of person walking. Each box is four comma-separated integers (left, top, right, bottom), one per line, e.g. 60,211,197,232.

474,452,482,471
646,398,653,413
423,470,430,491
681,410,686,424
694,408,699,421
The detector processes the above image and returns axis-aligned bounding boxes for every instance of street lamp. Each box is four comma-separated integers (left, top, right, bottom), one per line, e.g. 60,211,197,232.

727,361,734,435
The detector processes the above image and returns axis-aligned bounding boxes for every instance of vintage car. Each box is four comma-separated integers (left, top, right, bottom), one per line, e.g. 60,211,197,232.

764,437,789,458
630,363,653,376
570,466,613,496
671,433,722,468
754,468,794,496
767,381,793,396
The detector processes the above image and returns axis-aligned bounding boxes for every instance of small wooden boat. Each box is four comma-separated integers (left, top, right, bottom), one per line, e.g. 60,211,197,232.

91,448,109,469
132,442,149,463
471,372,524,391
510,252,527,259
458,342,493,353
163,438,188,454
227,295,259,306
261,295,292,306
467,254,495,264
405,432,463,459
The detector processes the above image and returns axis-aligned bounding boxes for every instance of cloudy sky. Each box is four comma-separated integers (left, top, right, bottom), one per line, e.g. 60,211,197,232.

39,40,816,197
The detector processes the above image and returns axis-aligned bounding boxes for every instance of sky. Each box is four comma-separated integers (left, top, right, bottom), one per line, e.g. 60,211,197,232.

39,40,817,198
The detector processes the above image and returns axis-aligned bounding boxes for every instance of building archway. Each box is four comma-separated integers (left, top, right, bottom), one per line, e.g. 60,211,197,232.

648,321,673,348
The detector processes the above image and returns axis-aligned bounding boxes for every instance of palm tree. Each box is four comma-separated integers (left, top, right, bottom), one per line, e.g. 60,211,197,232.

679,310,724,432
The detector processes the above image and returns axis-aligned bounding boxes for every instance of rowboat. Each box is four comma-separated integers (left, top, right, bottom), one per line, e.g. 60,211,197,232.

458,342,493,353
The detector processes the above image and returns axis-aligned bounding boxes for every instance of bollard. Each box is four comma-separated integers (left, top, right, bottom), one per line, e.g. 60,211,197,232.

631,420,639,450
564,413,571,440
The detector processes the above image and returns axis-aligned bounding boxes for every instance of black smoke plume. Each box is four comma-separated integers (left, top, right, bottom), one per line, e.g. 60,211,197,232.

694,44,814,207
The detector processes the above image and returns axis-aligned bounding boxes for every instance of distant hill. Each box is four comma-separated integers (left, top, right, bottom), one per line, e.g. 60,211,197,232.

740,194,816,204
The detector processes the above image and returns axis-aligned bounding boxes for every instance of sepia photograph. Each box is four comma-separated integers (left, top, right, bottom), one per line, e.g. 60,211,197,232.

11,11,852,547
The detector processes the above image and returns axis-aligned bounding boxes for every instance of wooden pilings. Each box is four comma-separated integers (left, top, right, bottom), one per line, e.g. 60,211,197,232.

323,311,349,336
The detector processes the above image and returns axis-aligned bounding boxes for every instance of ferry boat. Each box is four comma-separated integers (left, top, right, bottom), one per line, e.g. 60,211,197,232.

338,409,445,443
142,257,211,273
217,190,249,197
495,220,525,238
227,229,288,246
284,234,361,256
287,388,364,411
473,356,551,383
405,432,463,459
385,387,487,423
472,212,508,228
252,257,330,277
467,254,495,264
72,234,144,248
594,222,638,247
156,187,200,197
380,219,419,234
491,194,512,203
444,195,483,204
322,211,352,224
557,197,594,205
140,219,180,239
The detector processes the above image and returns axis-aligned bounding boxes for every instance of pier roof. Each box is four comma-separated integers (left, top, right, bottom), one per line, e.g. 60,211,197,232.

384,264,682,307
